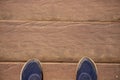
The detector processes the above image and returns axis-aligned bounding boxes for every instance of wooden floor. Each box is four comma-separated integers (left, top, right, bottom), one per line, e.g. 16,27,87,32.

0,0,120,80
0,62,120,80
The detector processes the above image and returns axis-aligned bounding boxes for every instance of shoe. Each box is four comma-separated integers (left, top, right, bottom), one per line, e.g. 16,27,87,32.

76,57,97,80
20,59,43,80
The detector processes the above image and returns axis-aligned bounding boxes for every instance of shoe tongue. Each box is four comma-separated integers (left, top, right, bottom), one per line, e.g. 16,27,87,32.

79,73,92,80
28,74,41,80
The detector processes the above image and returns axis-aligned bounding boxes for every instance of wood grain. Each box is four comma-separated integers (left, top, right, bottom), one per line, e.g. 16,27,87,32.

0,62,119,80
0,0,120,21
0,21,120,62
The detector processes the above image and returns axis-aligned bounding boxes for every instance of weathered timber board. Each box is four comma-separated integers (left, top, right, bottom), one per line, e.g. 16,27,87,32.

0,0,120,21
0,62,119,80
0,21,120,62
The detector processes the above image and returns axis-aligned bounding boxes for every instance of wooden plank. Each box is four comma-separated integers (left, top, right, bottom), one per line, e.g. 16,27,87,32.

0,0,120,21
0,62,119,80
0,21,120,62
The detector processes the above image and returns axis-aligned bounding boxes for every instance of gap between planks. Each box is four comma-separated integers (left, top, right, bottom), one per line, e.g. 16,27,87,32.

0,19,119,22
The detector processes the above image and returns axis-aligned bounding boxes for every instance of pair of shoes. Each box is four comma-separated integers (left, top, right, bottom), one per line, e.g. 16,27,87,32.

20,57,97,80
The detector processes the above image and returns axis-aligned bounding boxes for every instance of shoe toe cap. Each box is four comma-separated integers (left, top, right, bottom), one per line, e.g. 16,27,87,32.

21,59,43,80
77,58,97,80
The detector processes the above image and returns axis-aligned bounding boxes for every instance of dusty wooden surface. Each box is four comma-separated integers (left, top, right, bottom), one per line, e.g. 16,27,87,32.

0,21,120,62
0,62,119,80
0,0,120,80
0,0,120,21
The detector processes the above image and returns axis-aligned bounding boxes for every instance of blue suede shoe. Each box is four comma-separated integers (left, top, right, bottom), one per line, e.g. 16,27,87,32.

20,59,43,80
76,57,97,80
